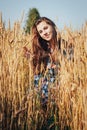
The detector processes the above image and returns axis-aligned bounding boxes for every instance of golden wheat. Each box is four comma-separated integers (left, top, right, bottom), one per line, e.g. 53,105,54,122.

0,16,87,130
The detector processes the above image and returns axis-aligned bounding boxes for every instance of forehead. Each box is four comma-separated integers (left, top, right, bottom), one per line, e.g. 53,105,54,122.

36,21,50,30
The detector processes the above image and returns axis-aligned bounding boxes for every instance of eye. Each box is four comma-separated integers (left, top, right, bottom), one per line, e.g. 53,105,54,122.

44,26,48,30
39,30,43,34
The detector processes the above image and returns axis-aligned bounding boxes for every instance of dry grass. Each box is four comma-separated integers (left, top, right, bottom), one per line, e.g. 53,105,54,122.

0,17,87,130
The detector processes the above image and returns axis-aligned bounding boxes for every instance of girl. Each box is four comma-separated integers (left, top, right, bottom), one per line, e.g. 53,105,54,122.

31,17,61,108
32,17,61,74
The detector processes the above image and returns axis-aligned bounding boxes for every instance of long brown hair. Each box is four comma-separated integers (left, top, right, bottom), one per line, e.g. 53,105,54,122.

31,17,61,74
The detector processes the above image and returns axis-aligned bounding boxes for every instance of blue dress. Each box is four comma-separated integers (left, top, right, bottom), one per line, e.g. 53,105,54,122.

34,59,58,105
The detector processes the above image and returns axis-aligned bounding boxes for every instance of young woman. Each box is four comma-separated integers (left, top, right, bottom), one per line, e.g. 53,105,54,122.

31,17,61,108
32,17,61,73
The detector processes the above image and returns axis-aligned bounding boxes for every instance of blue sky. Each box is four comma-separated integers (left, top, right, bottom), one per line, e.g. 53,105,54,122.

0,0,87,30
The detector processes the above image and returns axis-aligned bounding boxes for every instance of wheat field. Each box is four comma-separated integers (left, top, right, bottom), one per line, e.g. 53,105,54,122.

0,15,87,130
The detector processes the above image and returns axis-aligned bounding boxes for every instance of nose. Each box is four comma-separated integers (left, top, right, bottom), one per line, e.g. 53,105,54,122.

42,30,47,36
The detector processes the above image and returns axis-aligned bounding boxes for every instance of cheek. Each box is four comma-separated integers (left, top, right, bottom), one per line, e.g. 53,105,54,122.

50,30,53,37
39,33,43,38
49,27,53,34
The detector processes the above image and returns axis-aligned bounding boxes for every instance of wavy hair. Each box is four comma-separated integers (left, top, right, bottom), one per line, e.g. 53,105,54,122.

31,17,61,74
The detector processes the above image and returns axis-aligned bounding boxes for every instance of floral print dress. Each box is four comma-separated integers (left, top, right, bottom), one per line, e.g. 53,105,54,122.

34,58,58,105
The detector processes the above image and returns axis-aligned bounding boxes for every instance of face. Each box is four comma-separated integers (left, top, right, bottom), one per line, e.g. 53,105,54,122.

36,21,53,41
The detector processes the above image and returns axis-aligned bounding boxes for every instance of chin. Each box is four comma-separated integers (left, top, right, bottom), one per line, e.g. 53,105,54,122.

46,38,51,41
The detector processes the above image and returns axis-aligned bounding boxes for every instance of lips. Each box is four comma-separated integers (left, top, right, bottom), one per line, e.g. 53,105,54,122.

45,34,50,39
46,36,50,38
